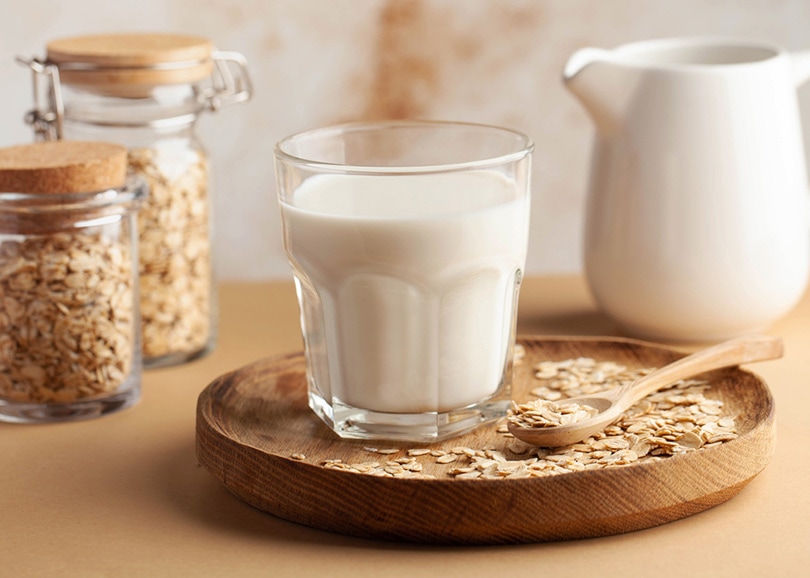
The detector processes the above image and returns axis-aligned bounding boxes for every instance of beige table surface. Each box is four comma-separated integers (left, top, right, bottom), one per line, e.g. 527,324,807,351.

3,276,809,577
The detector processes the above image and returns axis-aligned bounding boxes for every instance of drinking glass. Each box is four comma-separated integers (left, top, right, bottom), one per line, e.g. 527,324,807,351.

275,120,532,442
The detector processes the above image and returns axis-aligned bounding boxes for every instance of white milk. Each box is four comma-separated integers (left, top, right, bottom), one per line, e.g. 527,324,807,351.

281,171,528,414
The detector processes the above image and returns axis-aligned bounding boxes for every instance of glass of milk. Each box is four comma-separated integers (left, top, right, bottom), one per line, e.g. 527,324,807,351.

274,120,532,442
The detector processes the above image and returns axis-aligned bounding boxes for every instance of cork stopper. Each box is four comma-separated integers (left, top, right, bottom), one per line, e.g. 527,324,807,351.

46,33,214,95
0,141,128,194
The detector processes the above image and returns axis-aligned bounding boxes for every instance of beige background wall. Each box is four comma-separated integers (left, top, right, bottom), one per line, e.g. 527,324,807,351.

1,0,809,280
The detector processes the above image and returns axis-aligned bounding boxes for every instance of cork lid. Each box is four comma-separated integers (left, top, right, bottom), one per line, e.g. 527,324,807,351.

46,33,214,94
0,141,128,194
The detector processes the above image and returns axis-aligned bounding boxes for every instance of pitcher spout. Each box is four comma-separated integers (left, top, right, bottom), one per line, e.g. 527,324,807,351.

563,47,633,132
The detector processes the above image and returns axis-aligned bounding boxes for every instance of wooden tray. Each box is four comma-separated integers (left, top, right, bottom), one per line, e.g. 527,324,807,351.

195,336,775,545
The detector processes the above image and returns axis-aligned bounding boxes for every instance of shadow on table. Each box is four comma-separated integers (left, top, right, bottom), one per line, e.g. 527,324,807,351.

162,438,337,541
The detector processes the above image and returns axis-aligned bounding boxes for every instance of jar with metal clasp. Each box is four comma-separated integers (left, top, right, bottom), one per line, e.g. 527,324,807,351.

19,33,253,367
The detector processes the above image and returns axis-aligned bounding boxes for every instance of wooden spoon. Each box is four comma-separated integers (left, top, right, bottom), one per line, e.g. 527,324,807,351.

507,334,783,448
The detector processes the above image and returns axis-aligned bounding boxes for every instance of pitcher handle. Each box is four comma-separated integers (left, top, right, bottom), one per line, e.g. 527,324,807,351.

791,50,810,87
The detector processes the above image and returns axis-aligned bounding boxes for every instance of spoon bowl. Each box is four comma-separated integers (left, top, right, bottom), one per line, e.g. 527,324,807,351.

507,334,783,448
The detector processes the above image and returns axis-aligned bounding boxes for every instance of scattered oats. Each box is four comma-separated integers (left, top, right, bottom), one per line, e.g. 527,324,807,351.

290,453,307,461
707,432,738,444
316,357,739,481
718,416,736,428
530,386,563,401
699,402,722,416
486,450,508,462
630,438,653,457
676,431,704,449
364,447,399,455
534,361,560,380
603,437,630,451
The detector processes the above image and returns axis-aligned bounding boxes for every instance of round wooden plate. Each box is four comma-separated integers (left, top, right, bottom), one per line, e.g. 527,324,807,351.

195,336,775,544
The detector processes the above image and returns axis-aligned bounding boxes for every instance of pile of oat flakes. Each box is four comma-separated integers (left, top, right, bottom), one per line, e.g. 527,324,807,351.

129,147,212,361
296,345,739,480
508,398,599,429
0,233,134,403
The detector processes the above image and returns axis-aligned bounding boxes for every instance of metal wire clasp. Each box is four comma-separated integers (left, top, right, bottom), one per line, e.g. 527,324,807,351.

200,51,254,112
17,51,251,137
16,56,64,141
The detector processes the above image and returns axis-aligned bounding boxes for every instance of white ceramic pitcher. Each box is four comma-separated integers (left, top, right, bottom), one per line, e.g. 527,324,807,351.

565,37,810,341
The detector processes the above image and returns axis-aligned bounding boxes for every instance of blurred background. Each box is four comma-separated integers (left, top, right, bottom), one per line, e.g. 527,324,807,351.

1,0,809,281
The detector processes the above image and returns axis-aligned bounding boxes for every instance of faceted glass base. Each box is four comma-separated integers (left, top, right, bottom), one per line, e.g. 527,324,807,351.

0,387,140,424
309,387,510,443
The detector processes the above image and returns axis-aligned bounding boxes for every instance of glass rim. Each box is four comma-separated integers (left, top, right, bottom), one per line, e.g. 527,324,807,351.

274,119,534,175
612,37,782,69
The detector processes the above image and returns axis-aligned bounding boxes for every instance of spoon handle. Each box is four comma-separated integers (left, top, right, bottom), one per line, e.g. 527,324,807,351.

621,334,783,407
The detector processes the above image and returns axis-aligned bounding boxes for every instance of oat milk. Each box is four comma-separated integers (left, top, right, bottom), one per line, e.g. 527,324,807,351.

281,171,529,414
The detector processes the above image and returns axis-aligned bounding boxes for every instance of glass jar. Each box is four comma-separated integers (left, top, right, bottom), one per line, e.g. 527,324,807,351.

19,33,253,367
0,141,146,423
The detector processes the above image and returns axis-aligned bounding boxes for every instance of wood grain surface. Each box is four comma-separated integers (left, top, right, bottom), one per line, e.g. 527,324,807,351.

195,336,775,545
